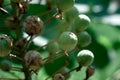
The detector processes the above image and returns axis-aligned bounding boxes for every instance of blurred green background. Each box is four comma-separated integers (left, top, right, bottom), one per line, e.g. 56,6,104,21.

0,0,120,80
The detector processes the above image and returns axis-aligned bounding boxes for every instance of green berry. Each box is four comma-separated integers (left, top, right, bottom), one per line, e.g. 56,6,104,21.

56,20,70,32
77,31,92,47
53,73,65,80
63,6,79,23
77,50,94,66
0,59,12,71
0,34,12,57
56,0,75,12
58,31,78,51
46,42,60,54
73,14,91,32
23,16,44,35
24,50,43,71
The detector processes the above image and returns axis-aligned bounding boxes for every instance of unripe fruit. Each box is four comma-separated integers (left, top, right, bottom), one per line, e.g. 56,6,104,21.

56,20,69,32
0,59,12,71
77,31,92,47
56,0,75,12
0,34,12,57
77,50,94,66
23,16,44,35
58,31,78,51
53,73,65,80
63,6,79,23
73,14,91,32
24,50,43,71
46,42,60,54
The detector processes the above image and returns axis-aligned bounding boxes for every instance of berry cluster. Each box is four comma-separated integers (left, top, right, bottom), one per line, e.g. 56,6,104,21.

0,0,95,80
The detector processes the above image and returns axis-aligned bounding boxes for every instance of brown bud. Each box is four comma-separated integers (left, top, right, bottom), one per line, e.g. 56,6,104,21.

53,73,65,80
85,66,95,80
24,50,43,71
23,16,44,35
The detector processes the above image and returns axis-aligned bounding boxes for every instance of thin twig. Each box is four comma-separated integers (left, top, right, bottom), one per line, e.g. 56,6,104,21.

22,35,33,52
44,12,59,25
63,66,82,76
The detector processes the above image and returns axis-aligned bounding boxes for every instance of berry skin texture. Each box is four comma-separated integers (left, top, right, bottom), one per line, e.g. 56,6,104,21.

46,42,60,54
24,50,43,71
63,6,79,23
77,50,94,66
58,31,78,51
56,0,75,12
73,14,91,32
23,16,44,35
0,34,12,57
56,20,69,32
77,31,92,47
53,73,65,80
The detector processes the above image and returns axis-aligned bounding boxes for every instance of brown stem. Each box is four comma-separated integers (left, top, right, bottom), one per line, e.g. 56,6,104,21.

23,65,32,80
44,12,59,25
43,50,64,64
63,66,82,76
22,35,33,52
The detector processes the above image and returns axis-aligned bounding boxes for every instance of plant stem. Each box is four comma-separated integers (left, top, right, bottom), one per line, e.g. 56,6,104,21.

23,65,32,80
44,12,59,25
63,66,82,76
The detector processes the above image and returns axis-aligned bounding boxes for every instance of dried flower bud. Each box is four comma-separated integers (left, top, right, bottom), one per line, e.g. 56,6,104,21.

53,73,65,80
0,34,12,57
85,66,95,79
23,16,44,35
24,50,43,70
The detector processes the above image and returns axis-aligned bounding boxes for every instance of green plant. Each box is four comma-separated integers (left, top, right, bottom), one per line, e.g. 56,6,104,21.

56,0,75,12
58,31,78,51
0,0,95,80
77,31,92,47
73,14,91,32
77,50,94,67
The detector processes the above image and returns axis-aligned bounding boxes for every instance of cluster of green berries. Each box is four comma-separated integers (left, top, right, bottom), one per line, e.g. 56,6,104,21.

0,0,95,79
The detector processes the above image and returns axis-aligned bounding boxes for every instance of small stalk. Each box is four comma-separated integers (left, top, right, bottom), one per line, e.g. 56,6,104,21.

63,66,82,76
22,64,32,80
